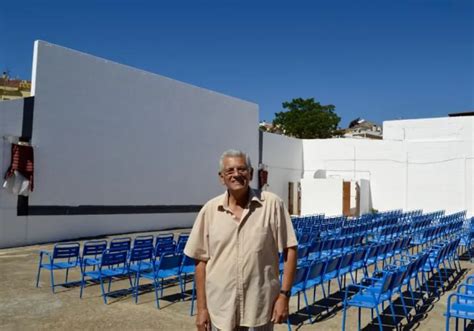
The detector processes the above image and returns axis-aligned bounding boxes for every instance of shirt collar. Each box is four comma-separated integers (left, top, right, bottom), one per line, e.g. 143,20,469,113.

219,187,264,210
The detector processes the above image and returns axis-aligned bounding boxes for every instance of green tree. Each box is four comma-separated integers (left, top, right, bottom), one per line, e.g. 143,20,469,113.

273,98,341,139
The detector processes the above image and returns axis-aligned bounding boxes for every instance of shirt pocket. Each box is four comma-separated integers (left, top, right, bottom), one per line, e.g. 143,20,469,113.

254,230,269,252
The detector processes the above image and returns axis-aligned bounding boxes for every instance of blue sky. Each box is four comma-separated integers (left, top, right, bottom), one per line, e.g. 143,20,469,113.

1,0,472,127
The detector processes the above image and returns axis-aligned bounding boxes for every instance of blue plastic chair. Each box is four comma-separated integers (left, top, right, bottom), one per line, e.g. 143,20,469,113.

80,249,130,304
36,242,81,293
180,255,196,315
139,252,182,308
176,233,190,253
445,290,474,330
80,240,107,272
129,246,155,303
286,266,310,330
342,271,396,331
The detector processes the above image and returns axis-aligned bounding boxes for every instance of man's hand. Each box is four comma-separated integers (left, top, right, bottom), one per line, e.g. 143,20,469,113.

271,295,290,324
196,308,211,331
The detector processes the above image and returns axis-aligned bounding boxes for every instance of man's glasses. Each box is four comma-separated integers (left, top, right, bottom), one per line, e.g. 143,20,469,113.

222,167,249,177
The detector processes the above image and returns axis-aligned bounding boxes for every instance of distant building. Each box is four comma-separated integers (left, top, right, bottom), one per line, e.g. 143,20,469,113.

0,72,31,101
343,118,382,140
259,121,284,134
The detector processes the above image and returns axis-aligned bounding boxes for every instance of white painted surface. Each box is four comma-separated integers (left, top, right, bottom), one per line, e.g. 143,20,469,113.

31,41,258,206
383,116,472,142
300,178,342,216
301,117,473,215
0,41,259,248
0,99,26,247
261,132,303,207
359,179,371,215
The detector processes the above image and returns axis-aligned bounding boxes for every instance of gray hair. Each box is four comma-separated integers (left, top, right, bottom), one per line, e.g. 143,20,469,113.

219,149,252,173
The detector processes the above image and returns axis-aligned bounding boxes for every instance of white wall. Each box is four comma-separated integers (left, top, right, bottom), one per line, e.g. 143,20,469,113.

384,116,473,142
261,132,303,207
0,99,26,247
300,178,342,216
302,117,473,216
0,41,259,248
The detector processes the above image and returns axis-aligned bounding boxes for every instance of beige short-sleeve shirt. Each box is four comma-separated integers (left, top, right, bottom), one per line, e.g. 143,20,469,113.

184,188,298,330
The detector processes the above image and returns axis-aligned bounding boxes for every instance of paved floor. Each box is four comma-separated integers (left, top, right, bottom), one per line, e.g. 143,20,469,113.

0,230,472,330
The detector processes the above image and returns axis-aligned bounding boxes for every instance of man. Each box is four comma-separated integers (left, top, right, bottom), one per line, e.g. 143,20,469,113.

184,149,298,331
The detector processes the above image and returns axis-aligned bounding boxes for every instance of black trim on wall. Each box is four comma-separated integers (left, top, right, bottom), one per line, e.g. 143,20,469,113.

27,205,202,216
21,97,35,140
258,130,263,165
16,97,35,216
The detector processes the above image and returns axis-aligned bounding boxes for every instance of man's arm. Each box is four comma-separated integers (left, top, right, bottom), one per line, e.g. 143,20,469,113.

271,246,297,324
195,260,211,331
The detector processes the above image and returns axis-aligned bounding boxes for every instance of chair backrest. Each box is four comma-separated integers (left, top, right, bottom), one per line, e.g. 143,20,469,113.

82,240,107,257
155,241,176,256
181,255,195,268
378,271,395,296
352,247,366,264
53,242,80,259
156,233,175,245
157,253,182,272
293,266,308,289
177,233,190,245
321,239,334,252
100,249,128,267
389,269,407,291
307,259,326,280
133,235,154,249
339,252,355,270
129,246,154,262
324,256,341,274
297,245,309,261
109,237,132,252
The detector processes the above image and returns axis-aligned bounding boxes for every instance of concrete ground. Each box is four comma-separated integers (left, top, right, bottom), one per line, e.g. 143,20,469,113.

0,230,472,331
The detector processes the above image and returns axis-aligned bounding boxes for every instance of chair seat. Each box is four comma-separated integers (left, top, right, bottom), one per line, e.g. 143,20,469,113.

306,277,323,288
129,262,153,273
84,267,128,279
157,268,180,278
41,261,78,270
323,271,338,281
347,292,389,308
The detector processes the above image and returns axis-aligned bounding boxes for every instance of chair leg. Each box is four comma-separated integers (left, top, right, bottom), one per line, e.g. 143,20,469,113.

399,291,409,319
358,307,362,331
35,261,42,288
99,277,108,304
190,276,196,316
154,279,161,309
303,290,313,323
342,302,348,331
80,273,85,298
50,268,55,293
134,275,140,304
375,305,383,331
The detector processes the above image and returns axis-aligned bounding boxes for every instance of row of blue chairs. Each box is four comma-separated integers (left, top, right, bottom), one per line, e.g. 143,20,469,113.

286,226,464,331
341,237,461,331
80,248,195,309
36,241,197,311
35,232,190,293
